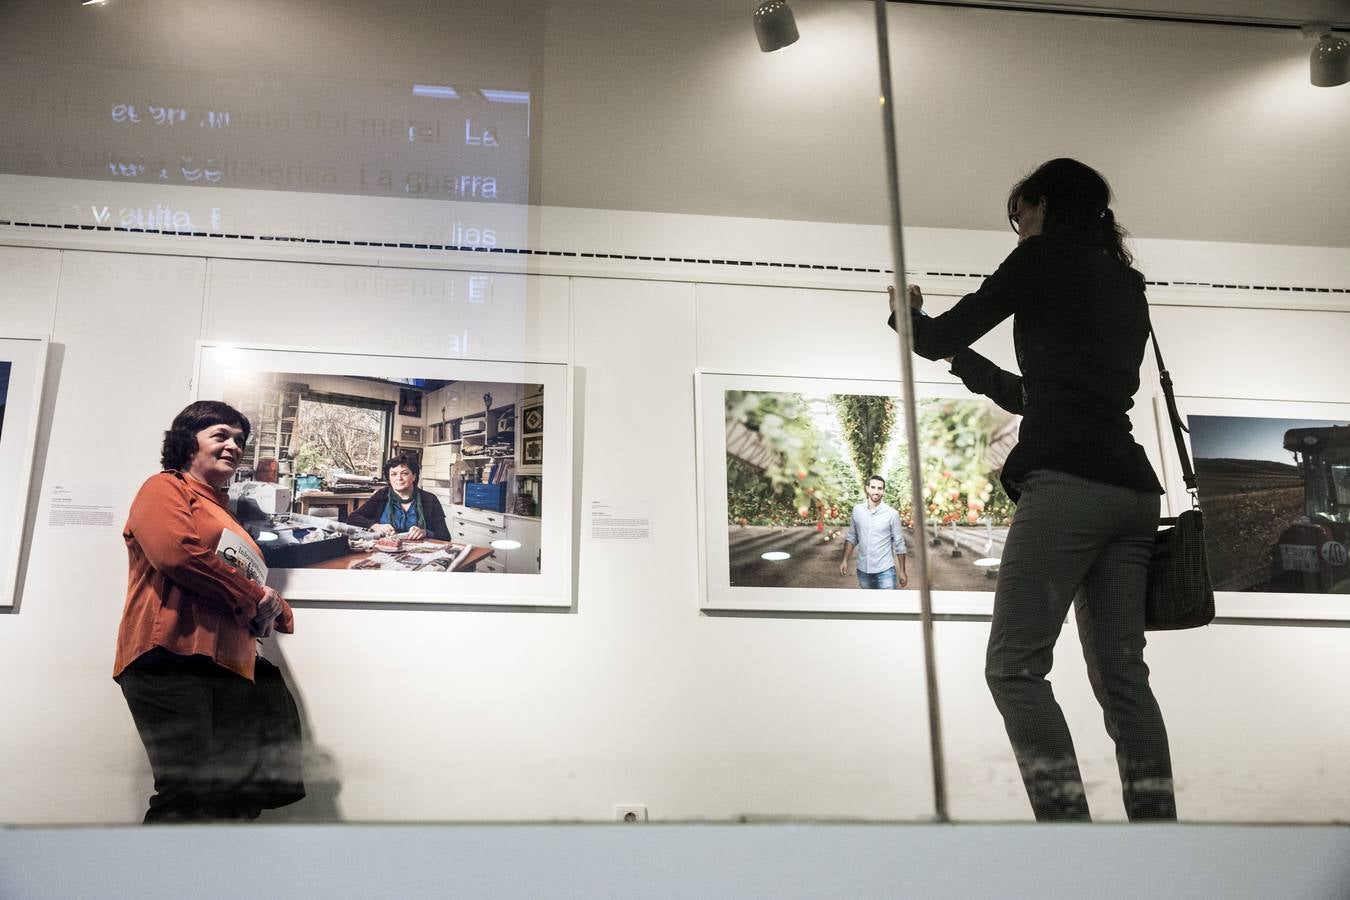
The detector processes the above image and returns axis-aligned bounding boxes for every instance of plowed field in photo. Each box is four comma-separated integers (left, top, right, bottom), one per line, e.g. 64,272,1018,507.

1195,458,1303,592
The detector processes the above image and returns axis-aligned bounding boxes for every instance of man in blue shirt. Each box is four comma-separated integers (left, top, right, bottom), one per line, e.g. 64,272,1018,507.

838,474,908,589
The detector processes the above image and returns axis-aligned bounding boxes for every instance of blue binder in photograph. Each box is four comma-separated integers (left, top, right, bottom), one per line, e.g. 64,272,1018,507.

465,482,507,512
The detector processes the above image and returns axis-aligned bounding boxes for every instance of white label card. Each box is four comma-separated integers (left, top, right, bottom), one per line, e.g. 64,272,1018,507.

590,500,652,542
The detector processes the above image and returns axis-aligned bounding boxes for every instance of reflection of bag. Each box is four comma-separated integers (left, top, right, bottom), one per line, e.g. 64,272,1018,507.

244,656,306,810
1146,326,1215,631
1147,509,1214,630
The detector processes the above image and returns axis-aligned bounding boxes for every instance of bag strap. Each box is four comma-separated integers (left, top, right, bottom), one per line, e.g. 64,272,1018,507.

1149,322,1199,497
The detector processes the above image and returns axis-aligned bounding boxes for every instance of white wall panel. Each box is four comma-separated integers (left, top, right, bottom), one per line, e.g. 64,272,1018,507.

0,246,62,334
697,282,942,383
1149,304,1349,404
0,251,207,822
934,618,1350,822
0,224,1346,828
203,259,569,363
936,299,1350,822
574,276,935,820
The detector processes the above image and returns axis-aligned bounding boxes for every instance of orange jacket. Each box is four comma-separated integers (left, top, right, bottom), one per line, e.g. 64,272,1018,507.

115,471,294,681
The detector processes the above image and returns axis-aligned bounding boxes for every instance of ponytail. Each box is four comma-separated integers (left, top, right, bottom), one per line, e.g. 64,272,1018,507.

1098,208,1134,268
1010,159,1137,272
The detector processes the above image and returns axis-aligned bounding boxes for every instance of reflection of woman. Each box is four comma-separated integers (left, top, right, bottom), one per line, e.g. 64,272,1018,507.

902,159,1174,822
347,454,450,540
115,401,295,822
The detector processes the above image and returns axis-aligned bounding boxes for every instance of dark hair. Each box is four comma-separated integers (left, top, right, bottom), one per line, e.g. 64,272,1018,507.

382,453,420,483
1008,158,1135,269
160,401,251,470
867,474,886,488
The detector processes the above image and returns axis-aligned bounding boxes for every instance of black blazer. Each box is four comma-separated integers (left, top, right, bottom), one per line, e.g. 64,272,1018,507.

900,235,1162,501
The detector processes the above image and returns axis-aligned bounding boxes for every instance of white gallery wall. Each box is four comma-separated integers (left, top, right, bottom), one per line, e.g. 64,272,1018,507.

2,184,1349,824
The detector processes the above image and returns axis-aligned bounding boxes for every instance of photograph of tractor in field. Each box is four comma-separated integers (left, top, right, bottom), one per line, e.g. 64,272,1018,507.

1189,415,1350,595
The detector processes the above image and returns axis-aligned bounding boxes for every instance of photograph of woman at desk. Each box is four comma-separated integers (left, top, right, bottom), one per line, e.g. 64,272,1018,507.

280,454,488,572
209,358,549,582
347,454,450,541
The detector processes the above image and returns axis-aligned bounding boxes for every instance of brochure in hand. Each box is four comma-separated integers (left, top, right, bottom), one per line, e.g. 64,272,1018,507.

217,529,270,586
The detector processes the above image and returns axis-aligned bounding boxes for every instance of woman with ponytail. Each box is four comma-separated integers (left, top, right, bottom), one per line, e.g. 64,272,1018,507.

899,158,1174,822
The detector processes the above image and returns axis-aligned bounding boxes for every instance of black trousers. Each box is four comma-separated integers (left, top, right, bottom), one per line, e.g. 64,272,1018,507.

117,648,263,823
987,470,1176,822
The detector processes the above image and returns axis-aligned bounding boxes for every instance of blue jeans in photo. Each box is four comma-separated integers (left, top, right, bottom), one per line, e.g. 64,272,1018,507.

857,567,896,589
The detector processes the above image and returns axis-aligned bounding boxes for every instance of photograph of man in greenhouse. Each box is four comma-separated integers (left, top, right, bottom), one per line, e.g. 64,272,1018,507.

724,388,1016,591
838,474,908,589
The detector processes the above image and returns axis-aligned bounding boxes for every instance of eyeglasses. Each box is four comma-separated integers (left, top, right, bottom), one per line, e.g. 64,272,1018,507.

1008,212,1020,234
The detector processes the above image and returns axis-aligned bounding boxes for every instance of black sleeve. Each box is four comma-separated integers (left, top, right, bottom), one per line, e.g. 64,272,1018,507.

421,490,451,541
949,348,1025,414
906,241,1041,361
346,489,387,529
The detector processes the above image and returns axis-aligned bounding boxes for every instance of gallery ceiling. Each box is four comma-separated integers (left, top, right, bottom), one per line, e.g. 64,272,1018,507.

531,0,1350,248
923,1,1349,29
1,0,1346,249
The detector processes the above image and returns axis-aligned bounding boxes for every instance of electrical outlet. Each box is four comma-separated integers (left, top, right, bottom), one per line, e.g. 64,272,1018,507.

614,804,648,823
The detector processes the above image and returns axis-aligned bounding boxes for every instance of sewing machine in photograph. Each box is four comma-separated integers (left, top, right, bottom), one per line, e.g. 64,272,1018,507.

228,480,293,520
228,481,367,567
246,514,376,568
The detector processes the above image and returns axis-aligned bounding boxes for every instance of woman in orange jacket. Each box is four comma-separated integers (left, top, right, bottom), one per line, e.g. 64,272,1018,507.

114,401,295,822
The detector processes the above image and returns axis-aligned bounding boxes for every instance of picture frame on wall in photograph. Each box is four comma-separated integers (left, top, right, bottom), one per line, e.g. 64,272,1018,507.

0,335,50,609
522,401,543,434
695,371,1025,615
398,388,422,418
522,435,543,467
400,424,423,444
1157,395,1350,621
194,343,572,608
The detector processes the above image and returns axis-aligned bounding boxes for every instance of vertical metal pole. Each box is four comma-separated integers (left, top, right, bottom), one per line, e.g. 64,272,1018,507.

873,0,949,823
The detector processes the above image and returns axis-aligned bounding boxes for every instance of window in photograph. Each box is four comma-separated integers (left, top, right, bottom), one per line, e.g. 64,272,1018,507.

293,393,393,480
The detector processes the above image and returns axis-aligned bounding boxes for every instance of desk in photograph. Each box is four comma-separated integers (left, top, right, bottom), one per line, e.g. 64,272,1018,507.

296,490,376,521
306,541,495,572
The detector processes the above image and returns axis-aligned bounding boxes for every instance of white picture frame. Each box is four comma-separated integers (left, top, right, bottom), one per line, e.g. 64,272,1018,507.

1158,395,1350,621
194,343,573,608
0,335,50,609
695,371,1020,615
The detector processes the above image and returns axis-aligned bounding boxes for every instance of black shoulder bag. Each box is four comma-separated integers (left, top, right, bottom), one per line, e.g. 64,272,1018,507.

1146,326,1216,630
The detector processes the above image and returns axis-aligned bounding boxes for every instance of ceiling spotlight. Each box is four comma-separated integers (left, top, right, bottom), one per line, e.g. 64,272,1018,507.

754,0,799,53
1305,24,1350,87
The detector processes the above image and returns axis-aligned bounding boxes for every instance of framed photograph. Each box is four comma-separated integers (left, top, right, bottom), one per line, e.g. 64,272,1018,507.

194,343,572,608
398,388,422,418
1159,395,1350,621
0,335,50,609
522,435,543,466
696,371,1022,615
400,424,424,444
